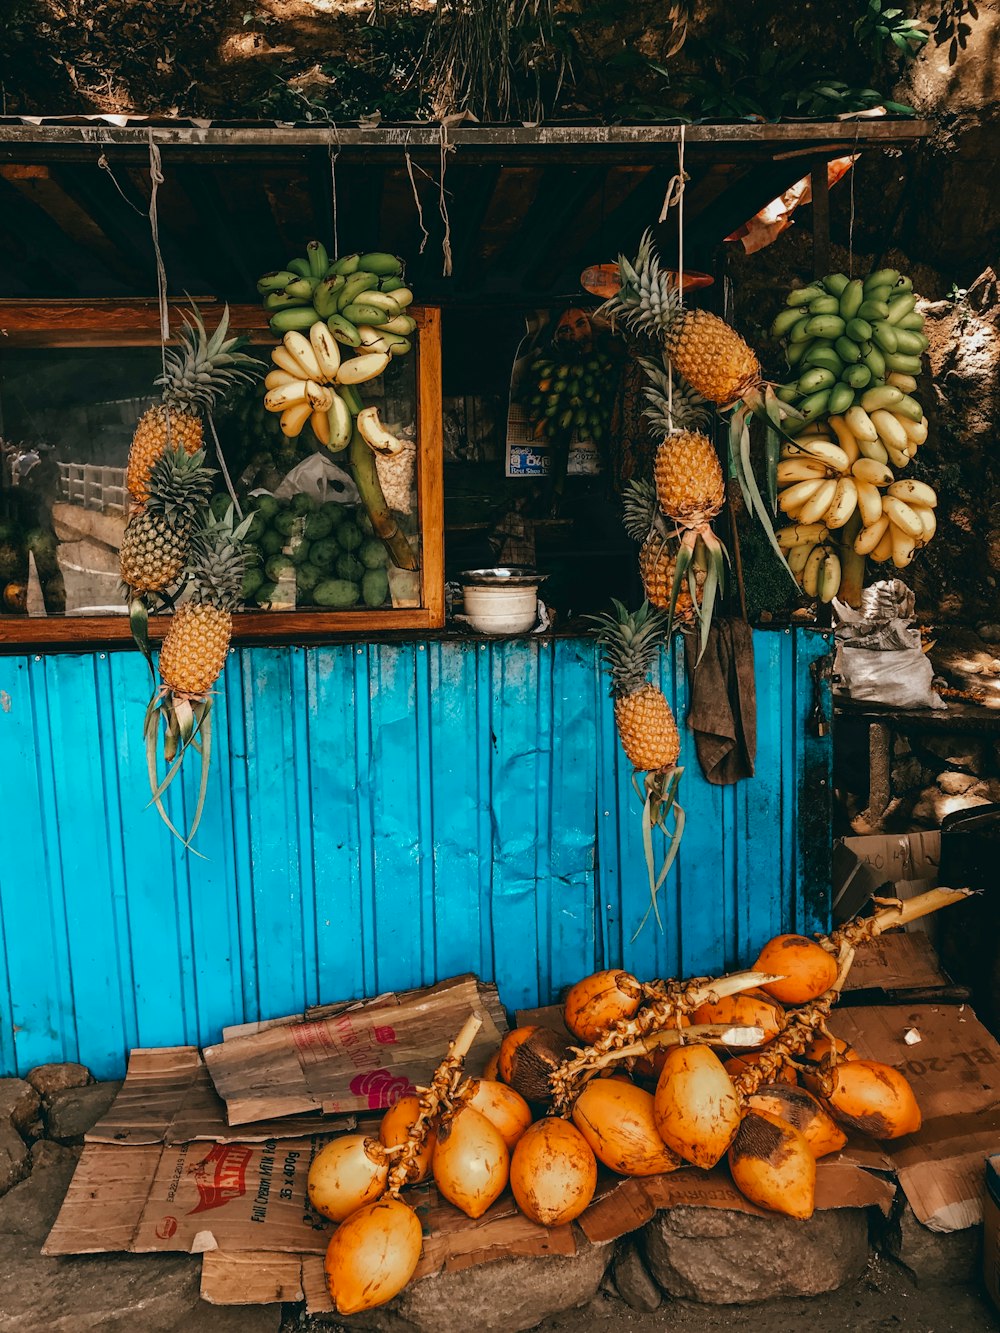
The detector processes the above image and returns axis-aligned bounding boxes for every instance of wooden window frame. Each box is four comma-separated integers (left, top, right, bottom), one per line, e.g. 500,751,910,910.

0,300,444,651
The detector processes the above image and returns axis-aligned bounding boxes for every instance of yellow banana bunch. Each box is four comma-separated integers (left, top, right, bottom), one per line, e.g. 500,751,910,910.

263,325,354,447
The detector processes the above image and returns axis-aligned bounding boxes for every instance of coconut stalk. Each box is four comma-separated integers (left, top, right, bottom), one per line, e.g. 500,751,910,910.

384,1012,482,1197
731,888,974,1101
549,969,780,1113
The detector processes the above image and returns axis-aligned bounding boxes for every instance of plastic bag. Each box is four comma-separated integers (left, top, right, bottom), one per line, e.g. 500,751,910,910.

271,454,359,506
832,580,945,710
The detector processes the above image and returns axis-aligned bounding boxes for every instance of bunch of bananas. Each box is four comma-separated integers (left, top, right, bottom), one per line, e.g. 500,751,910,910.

523,346,616,443
771,268,927,423
257,242,417,350
771,267,936,603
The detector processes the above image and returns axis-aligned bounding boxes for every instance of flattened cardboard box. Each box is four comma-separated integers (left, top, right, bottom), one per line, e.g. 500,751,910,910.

201,1162,894,1311
85,1047,354,1146
830,1002,1000,1232
202,1183,576,1311
204,975,506,1125
840,931,952,1000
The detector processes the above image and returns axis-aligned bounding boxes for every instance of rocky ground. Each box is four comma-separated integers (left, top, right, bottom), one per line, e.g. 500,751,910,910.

0,1061,997,1333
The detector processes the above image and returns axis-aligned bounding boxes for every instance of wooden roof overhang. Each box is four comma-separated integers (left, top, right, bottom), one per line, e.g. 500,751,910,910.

0,118,933,307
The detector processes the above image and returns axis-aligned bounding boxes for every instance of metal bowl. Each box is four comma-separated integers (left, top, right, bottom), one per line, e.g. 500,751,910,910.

458,567,545,587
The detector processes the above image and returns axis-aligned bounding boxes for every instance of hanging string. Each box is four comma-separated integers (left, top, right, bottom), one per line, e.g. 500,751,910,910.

438,122,454,277
658,122,687,226
97,152,146,217
208,411,242,519
405,148,430,255
328,125,342,258
676,124,686,303
848,122,861,279
146,132,170,369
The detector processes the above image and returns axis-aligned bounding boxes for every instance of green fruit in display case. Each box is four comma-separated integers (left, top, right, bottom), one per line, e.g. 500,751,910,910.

309,538,340,569
359,539,388,570
255,579,277,606
314,578,361,608
336,552,365,582
290,492,317,516
254,494,280,520
265,554,295,582
209,493,232,521
242,568,265,599
274,511,298,537
337,520,363,551
296,562,322,592
260,529,285,557
303,510,335,541
362,568,390,607
322,501,349,527
288,538,312,566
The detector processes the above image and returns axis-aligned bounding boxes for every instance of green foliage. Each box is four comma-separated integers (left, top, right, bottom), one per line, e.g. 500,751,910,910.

855,1,929,56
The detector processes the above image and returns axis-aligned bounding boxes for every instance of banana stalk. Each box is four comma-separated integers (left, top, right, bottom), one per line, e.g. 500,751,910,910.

838,510,867,607
349,425,418,571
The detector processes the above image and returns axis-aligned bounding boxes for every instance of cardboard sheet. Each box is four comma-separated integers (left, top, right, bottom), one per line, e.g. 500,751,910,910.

204,975,506,1125
840,932,953,999
86,1047,353,1146
200,1182,577,1312
832,832,941,926
830,1003,1000,1231
44,1136,335,1257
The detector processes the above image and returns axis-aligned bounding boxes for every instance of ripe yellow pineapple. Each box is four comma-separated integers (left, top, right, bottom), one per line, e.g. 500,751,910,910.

653,431,725,528
590,599,679,773
601,230,759,406
127,305,259,503
621,479,697,623
157,513,250,699
119,447,216,595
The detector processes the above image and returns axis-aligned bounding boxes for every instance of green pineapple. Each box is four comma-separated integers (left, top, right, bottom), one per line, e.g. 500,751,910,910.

119,447,216,594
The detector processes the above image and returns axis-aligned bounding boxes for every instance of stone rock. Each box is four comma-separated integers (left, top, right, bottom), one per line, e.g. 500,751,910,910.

45,1082,122,1145
892,756,925,792
0,1122,30,1198
26,1064,92,1100
880,1200,981,1287
335,1241,611,1333
980,624,1000,644
641,1205,869,1303
0,1078,43,1139
0,1141,279,1333
938,771,978,796
972,778,1000,805
612,1239,661,1312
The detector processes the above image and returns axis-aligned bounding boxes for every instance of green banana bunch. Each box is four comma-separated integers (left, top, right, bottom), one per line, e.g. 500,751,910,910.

770,268,927,430
523,346,616,444
256,242,410,340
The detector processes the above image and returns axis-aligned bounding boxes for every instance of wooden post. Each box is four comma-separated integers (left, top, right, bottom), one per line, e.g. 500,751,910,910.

811,160,831,280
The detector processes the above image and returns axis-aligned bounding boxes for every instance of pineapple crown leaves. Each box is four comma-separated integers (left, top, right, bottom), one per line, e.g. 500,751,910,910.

587,598,668,698
183,504,253,610
158,303,264,411
637,355,711,436
621,478,657,541
598,228,681,341
145,447,217,525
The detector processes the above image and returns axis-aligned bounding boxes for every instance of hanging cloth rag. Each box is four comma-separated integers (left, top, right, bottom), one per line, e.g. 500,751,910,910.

684,617,757,785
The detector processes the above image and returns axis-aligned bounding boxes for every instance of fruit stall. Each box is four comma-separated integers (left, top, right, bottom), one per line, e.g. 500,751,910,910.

0,117,936,1081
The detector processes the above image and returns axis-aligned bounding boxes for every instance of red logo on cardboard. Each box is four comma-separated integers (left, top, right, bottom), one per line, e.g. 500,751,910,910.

156,1216,178,1239
349,1069,415,1109
187,1144,253,1215
373,1025,396,1045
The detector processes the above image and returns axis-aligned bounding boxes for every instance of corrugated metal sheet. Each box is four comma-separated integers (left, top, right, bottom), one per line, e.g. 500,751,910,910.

0,629,831,1079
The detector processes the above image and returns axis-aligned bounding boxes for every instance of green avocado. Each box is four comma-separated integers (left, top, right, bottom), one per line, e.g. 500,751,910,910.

295,562,322,592
359,539,388,570
313,578,360,608
362,568,389,608
336,553,364,582
260,529,284,556
337,520,362,552
309,537,340,569
303,510,335,541
290,492,317,515
253,494,280,519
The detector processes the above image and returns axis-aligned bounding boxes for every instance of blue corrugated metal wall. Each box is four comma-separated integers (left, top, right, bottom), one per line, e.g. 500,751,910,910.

0,629,831,1079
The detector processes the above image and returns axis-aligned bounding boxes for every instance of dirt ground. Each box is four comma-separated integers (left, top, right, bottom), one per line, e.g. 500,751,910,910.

539,1257,1000,1333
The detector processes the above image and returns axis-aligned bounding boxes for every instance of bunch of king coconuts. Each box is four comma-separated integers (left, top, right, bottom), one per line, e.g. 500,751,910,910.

309,888,968,1316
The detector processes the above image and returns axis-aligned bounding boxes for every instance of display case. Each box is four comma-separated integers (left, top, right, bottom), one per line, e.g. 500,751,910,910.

0,301,443,649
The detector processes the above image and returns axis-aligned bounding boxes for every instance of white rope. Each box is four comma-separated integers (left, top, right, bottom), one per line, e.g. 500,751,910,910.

438,122,454,277
405,148,430,255
676,124,685,306
848,123,861,278
208,411,242,518
97,152,145,217
146,133,170,366
328,124,342,258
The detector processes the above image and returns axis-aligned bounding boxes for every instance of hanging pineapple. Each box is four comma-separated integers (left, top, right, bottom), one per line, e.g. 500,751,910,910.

622,480,699,625
120,448,216,597
600,230,759,407
589,600,683,935
126,305,260,504
145,508,253,846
